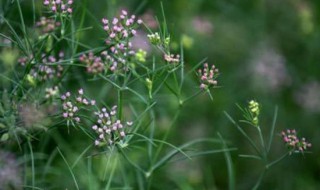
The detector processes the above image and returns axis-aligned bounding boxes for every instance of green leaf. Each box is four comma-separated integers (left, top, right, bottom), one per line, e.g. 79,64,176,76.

1,133,9,141
0,123,6,128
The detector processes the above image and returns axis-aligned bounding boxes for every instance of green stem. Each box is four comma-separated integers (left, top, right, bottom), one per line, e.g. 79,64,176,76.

27,139,35,188
252,169,266,190
266,152,289,169
118,89,123,120
182,90,202,104
257,126,267,160
153,109,181,164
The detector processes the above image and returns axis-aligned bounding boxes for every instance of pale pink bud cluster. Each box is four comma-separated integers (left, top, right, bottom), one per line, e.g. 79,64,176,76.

79,52,105,74
92,105,133,146
45,86,59,99
101,10,142,71
281,129,312,154
198,63,219,90
61,89,96,123
30,51,65,81
164,54,180,64
18,55,33,66
80,49,133,74
43,0,73,15
36,16,61,34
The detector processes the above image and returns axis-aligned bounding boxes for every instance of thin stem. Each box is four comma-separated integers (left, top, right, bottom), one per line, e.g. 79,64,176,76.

153,109,181,164
148,110,155,167
27,139,35,188
266,152,289,169
105,155,118,190
218,133,235,190
118,89,123,120
252,169,266,190
182,90,202,104
224,112,262,158
257,126,267,160
267,106,278,153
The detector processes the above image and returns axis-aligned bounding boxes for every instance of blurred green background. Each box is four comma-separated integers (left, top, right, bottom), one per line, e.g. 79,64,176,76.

1,0,319,189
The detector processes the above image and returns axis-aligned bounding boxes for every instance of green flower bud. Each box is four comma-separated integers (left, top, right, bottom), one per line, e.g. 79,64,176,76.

135,49,147,62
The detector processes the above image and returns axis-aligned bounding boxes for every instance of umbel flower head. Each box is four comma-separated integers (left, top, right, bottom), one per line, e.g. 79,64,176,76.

36,16,61,34
164,53,180,64
61,89,96,124
43,0,73,15
79,52,105,74
83,10,143,74
198,63,219,90
147,32,161,45
92,105,133,146
19,51,65,82
281,129,312,154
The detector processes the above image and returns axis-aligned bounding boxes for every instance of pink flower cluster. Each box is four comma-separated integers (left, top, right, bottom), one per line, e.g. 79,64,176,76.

36,16,61,34
198,63,219,90
92,105,133,146
164,54,180,64
33,52,65,81
101,10,142,69
79,11,143,74
43,0,73,14
61,89,96,123
103,10,142,44
79,52,105,74
281,129,312,153
18,55,33,66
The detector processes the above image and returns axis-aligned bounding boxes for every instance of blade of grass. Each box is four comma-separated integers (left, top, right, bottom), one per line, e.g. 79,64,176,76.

169,148,237,163
153,109,181,164
42,148,58,181
27,139,35,188
16,0,32,54
186,58,207,76
147,110,155,165
179,41,185,92
150,138,221,173
160,2,168,38
267,106,278,153
105,155,118,190
117,145,145,174
218,133,235,190
130,132,157,147
87,156,93,190
71,144,93,169
57,147,80,190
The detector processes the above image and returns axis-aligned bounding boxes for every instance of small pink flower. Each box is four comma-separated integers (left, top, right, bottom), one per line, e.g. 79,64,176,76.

67,8,72,13
63,112,68,118
122,10,128,16
74,117,80,122
92,125,98,130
